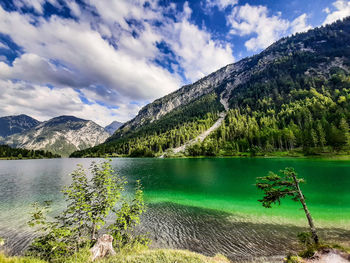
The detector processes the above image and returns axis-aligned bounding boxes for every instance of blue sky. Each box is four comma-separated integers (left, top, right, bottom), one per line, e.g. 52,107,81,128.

0,0,349,126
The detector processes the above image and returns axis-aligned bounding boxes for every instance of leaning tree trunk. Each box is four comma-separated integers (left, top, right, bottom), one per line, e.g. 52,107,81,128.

90,234,116,261
292,173,319,244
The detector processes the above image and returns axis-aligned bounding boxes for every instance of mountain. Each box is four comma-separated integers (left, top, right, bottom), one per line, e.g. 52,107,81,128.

105,121,123,135
2,116,109,157
71,17,350,157
0,114,40,138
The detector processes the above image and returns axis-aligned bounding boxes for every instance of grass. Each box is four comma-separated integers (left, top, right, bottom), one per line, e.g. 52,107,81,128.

0,249,230,263
0,253,46,263
107,249,229,263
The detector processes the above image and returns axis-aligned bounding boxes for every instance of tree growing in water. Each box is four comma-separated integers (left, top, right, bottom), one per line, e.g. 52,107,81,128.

256,167,319,244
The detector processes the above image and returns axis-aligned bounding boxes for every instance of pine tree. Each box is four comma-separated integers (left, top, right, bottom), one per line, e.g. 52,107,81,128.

256,167,319,244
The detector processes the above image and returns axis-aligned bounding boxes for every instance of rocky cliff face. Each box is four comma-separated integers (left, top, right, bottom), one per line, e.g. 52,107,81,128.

117,63,237,135
1,116,109,156
0,114,40,138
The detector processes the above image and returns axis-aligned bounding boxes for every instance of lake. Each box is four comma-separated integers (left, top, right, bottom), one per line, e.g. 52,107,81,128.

0,157,349,262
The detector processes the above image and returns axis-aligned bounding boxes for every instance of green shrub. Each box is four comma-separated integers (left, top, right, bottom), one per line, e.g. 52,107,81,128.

27,160,149,262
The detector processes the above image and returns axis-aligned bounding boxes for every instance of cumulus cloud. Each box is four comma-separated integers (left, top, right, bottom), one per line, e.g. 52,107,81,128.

227,3,311,51
206,0,238,10
161,3,234,82
0,7,181,101
323,0,350,25
13,0,46,14
0,42,9,49
227,4,289,51
0,79,140,126
290,13,312,34
0,53,84,88
0,1,235,124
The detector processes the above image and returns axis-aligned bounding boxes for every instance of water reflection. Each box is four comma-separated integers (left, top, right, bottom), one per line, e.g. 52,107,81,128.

0,157,349,262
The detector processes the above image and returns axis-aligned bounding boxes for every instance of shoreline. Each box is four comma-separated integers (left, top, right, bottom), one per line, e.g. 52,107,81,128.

2,154,350,161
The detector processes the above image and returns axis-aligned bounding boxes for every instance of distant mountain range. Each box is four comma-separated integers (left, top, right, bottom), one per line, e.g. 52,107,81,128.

71,17,350,157
0,114,40,138
104,121,123,135
0,115,112,156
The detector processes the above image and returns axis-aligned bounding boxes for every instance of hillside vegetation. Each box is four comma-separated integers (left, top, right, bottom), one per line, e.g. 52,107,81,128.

71,93,223,157
0,145,60,159
71,17,350,158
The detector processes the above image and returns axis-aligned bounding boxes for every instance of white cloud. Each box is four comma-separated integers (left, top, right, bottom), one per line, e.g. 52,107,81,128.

228,4,289,51
161,3,234,82
0,53,84,88
0,1,235,124
227,4,311,51
65,0,81,17
323,0,350,25
206,0,238,10
323,7,331,14
0,7,181,101
13,0,45,14
0,42,9,49
290,14,312,34
0,79,140,126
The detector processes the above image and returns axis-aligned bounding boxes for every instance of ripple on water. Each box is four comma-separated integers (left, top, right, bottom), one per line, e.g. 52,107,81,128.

1,202,350,262
137,203,350,262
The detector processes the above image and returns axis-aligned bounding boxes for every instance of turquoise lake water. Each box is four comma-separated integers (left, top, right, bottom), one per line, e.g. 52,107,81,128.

0,158,349,262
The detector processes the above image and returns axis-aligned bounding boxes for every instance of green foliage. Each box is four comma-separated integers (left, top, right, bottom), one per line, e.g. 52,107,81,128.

297,232,313,248
205,71,350,156
70,93,223,157
27,160,148,262
284,254,304,263
88,161,125,240
0,253,47,263
257,167,319,244
0,145,60,159
296,231,317,259
256,168,304,208
108,180,149,248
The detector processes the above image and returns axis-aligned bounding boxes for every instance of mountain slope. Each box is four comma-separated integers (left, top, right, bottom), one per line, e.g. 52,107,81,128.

2,116,109,156
0,114,40,138
105,121,123,135
71,17,350,157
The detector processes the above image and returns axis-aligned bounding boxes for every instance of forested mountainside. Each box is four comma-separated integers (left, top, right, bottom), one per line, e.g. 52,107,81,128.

1,116,109,157
0,144,60,159
71,17,350,158
0,114,40,138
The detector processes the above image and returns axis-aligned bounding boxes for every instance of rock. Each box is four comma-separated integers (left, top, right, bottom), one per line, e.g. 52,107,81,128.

2,115,109,157
310,248,350,263
90,234,116,261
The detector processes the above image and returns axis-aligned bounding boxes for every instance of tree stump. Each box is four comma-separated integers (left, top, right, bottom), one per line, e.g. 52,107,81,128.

90,234,116,261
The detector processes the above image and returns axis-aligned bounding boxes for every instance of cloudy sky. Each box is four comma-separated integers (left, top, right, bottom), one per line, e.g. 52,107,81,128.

0,0,349,126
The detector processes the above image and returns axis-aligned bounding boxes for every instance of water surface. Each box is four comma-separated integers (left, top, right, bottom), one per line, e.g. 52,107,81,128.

0,158,349,262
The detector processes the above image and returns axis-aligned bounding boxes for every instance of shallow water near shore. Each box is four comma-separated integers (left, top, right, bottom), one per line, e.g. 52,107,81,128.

0,157,349,262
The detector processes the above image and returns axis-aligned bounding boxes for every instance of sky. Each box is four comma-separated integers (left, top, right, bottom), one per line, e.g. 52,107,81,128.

0,0,349,126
